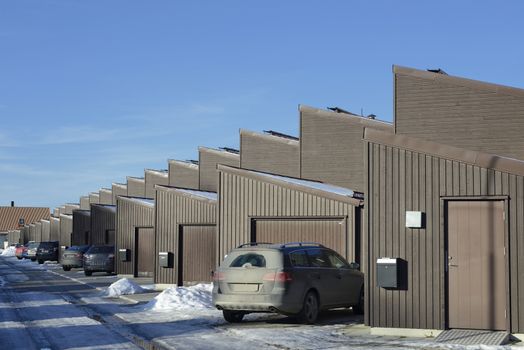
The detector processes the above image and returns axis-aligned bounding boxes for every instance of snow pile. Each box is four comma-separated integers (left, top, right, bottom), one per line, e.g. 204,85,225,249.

1,246,16,256
144,283,213,311
102,278,146,298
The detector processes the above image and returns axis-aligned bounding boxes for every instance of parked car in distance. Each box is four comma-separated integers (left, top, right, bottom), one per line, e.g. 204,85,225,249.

36,241,59,264
15,243,26,259
83,245,115,276
26,242,40,261
213,242,364,324
61,245,91,271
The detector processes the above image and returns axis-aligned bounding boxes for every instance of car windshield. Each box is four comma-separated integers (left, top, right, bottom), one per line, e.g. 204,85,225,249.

87,246,114,254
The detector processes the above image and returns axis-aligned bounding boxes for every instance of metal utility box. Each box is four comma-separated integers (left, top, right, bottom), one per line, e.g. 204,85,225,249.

376,258,399,288
158,252,173,268
119,248,130,262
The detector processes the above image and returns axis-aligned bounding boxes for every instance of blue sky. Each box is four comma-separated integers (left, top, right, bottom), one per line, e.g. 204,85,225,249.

1,1,523,209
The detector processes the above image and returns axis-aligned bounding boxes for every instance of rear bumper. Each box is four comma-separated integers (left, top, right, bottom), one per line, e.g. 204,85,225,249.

84,262,114,272
213,292,302,314
61,258,83,267
36,253,58,261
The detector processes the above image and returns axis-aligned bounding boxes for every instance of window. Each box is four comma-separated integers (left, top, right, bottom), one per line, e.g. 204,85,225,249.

326,251,349,269
289,250,309,267
230,253,266,268
306,249,331,268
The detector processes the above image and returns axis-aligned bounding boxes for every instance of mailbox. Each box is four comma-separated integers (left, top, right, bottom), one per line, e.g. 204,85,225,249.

158,252,173,268
377,258,399,288
118,248,130,262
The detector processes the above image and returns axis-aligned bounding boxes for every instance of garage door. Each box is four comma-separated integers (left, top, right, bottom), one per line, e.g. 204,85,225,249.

252,218,347,258
180,225,216,285
447,200,506,330
135,227,155,277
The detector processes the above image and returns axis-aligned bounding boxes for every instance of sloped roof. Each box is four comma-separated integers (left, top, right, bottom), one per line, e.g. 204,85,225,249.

0,207,50,231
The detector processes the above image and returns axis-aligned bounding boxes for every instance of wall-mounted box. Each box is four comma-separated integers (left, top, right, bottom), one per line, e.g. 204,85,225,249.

158,252,174,268
377,258,399,288
406,211,424,228
118,248,130,262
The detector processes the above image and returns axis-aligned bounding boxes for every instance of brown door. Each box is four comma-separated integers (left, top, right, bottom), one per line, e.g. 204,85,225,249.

180,225,216,285
447,200,506,330
253,218,347,257
135,227,155,277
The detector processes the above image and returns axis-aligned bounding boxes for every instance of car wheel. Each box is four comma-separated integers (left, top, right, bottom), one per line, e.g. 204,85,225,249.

353,287,364,315
63,266,71,271
223,310,244,323
16,257,22,260
297,291,319,324
38,260,44,264
30,258,36,261
84,271,92,276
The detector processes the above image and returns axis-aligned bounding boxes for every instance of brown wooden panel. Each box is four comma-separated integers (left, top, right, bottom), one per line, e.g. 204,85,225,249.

448,200,506,330
180,225,216,285
135,227,155,277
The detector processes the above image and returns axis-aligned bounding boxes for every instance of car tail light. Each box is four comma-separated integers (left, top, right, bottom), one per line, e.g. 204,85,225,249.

263,272,293,282
213,271,225,281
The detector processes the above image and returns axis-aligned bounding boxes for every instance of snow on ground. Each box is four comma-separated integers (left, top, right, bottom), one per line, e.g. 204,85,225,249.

1,246,16,257
143,283,213,311
102,278,146,297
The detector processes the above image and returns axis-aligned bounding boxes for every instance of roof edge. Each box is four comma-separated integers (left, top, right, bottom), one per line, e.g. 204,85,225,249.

299,104,393,128
240,129,299,145
199,146,241,159
155,185,218,204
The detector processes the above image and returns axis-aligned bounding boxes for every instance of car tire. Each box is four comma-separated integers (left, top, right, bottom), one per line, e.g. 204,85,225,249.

30,258,36,262
223,310,244,323
84,271,92,276
16,257,22,260
38,260,44,264
297,291,319,324
353,287,364,315
63,266,71,271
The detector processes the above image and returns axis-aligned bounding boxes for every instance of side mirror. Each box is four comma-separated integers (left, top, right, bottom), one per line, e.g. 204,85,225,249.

349,262,360,270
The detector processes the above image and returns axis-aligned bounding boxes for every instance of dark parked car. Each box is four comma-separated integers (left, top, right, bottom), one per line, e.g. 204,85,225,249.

213,242,364,324
83,245,115,276
26,242,40,261
61,245,91,271
36,241,59,264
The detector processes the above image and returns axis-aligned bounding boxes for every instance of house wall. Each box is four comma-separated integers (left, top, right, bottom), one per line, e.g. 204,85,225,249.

59,214,73,248
90,204,116,245
145,170,168,199
80,196,90,210
127,177,146,198
50,217,60,241
99,189,113,205
168,161,199,189
72,210,91,245
41,220,50,241
199,148,239,192
89,193,100,205
112,183,127,205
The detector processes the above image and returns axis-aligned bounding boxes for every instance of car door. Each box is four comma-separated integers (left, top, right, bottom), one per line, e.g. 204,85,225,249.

305,248,338,308
325,250,360,306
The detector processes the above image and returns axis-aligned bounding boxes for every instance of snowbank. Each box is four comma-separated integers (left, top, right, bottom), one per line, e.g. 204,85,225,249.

1,246,16,257
144,283,213,311
102,278,146,298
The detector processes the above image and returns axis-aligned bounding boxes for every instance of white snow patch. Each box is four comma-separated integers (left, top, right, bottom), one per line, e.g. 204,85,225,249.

102,278,146,298
143,283,213,311
1,246,16,256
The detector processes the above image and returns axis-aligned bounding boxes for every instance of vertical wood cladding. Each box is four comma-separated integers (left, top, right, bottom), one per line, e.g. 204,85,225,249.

394,66,524,161
59,214,73,247
218,166,360,265
64,204,79,215
80,196,90,210
8,230,20,244
168,161,199,189
72,210,91,245
127,177,146,198
41,220,50,241
50,217,60,241
155,187,216,285
90,204,116,245
99,189,113,205
116,198,154,276
240,130,300,178
112,183,127,205
300,105,393,192
89,193,100,205
145,170,169,199
136,227,155,277
181,225,216,284
199,148,240,192
29,224,36,242
364,132,524,333
21,226,29,244
35,222,42,242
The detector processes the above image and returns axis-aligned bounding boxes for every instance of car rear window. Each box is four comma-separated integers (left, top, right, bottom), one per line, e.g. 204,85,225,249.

230,253,266,268
88,246,114,254
289,250,310,267
39,241,57,248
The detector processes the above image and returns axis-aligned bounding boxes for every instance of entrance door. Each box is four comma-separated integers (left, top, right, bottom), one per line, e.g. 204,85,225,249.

447,200,506,330
135,227,155,277
106,229,115,245
179,225,216,285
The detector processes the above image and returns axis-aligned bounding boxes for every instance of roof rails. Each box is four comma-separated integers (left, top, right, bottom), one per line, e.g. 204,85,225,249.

237,242,273,248
279,242,325,248
263,130,299,141
219,147,240,154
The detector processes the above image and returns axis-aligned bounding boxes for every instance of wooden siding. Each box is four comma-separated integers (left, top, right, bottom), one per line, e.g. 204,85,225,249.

21,226,29,244
80,196,90,210
59,214,73,247
89,193,100,205
50,217,60,241
199,148,239,192
99,189,113,205
115,198,154,276
8,230,20,244
72,210,91,245
365,140,524,333
127,177,146,198
136,227,155,277
240,130,300,178
41,220,50,241
168,161,199,189
90,205,116,245
300,106,393,192
395,68,524,161
155,188,216,285
35,222,42,242
218,169,359,264
112,183,127,205
145,170,169,199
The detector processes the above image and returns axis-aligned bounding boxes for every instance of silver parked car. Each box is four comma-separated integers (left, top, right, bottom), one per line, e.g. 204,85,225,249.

212,243,364,324
61,245,91,271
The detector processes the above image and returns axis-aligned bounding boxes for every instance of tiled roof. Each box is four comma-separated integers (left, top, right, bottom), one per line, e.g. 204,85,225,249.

0,207,50,231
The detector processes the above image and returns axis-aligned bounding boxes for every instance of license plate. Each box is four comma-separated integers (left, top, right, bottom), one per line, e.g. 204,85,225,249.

228,283,260,292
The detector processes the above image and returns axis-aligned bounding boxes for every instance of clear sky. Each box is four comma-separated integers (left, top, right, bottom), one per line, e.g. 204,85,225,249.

1,1,523,209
